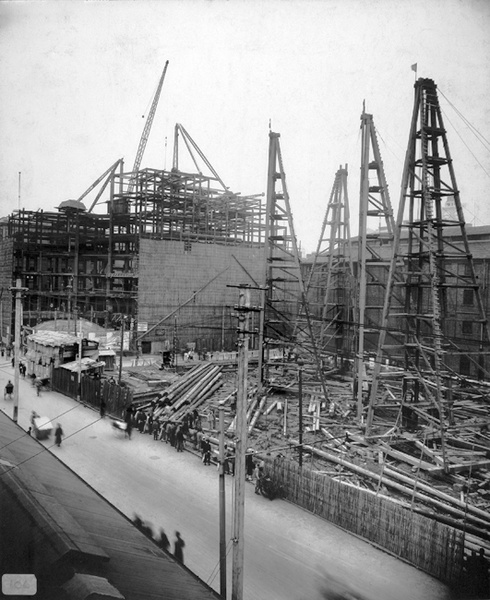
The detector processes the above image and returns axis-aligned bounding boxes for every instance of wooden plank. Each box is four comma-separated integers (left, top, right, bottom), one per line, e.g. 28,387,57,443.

437,459,490,475
379,442,442,473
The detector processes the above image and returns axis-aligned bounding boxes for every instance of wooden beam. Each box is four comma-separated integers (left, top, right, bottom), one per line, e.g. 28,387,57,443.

379,442,442,473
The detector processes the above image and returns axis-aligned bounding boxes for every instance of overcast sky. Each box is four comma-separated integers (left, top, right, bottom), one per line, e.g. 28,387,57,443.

1,0,489,253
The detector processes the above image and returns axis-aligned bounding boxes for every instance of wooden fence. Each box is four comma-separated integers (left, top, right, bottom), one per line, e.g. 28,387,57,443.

265,456,464,584
52,369,133,416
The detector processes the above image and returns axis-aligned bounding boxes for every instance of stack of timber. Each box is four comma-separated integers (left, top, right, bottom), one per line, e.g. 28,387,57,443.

131,363,223,423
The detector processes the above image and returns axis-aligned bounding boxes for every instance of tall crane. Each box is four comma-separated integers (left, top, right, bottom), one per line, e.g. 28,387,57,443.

127,60,169,194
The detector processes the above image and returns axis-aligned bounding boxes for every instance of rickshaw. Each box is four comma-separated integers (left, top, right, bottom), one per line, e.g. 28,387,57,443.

30,411,53,440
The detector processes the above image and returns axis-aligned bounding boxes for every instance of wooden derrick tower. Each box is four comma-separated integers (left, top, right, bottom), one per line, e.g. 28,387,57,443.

366,78,490,469
258,132,328,401
305,166,355,367
355,110,396,417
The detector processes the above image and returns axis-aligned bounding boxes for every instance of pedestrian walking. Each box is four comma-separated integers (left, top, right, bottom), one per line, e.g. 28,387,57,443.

145,413,153,434
173,531,185,563
195,426,203,451
124,404,134,440
169,423,177,447
4,380,14,400
225,445,235,476
100,399,106,419
246,450,254,481
159,420,167,442
136,411,146,433
54,423,64,447
175,425,184,452
156,528,170,552
165,420,173,444
202,437,211,465
254,464,264,494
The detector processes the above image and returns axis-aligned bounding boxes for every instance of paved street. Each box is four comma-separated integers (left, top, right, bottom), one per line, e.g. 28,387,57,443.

0,360,451,600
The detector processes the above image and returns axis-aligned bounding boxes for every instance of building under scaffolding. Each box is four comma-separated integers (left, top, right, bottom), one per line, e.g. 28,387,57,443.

0,166,265,355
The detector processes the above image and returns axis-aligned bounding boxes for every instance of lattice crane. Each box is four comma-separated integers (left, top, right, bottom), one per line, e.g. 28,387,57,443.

127,60,169,194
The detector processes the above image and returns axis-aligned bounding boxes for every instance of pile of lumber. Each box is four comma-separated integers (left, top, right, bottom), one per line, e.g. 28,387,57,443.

133,363,223,423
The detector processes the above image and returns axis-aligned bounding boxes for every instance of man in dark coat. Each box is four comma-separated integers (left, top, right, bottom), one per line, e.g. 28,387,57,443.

157,528,170,552
124,404,134,439
54,423,64,447
173,531,185,563
175,425,184,452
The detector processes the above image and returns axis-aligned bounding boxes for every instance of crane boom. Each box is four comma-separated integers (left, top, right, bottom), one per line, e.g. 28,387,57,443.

128,60,169,193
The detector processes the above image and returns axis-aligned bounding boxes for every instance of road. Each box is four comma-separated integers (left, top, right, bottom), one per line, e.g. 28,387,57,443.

0,360,451,600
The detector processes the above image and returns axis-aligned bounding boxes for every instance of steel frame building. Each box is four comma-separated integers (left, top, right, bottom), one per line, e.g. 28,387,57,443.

0,166,265,353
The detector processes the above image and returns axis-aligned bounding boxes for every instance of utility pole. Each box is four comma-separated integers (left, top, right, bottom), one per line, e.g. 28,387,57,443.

67,278,73,334
232,285,251,600
118,317,125,385
218,404,227,599
11,279,26,423
77,309,82,403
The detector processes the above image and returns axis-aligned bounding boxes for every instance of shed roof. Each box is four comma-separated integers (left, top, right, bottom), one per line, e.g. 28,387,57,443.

59,358,105,372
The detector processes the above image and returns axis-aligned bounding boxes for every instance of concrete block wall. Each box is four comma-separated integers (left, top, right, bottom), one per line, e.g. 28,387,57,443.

138,239,264,352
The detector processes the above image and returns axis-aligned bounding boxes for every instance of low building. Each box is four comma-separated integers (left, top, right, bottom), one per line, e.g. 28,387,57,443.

25,331,99,382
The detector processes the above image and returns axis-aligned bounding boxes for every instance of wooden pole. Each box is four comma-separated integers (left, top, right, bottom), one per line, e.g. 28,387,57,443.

118,318,125,385
218,405,227,599
12,279,23,423
298,365,303,468
77,310,82,403
232,285,250,600
221,304,225,352
294,440,490,530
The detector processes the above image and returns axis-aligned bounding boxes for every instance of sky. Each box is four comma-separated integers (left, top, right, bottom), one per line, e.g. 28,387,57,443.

0,0,489,254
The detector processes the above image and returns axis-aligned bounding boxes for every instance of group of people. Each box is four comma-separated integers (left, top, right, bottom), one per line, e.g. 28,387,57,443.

123,404,202,451
132,514,185,564
463,548,489,597
120,404,269,495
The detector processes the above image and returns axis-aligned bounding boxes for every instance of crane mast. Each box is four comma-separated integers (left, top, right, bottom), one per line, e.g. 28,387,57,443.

127,60,169,193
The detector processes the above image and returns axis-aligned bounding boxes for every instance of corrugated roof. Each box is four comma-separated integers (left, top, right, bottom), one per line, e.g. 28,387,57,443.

0,413,221,600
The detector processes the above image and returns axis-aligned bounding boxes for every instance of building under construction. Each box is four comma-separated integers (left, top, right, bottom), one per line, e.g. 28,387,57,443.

0,165,265,355
1,74,490,590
